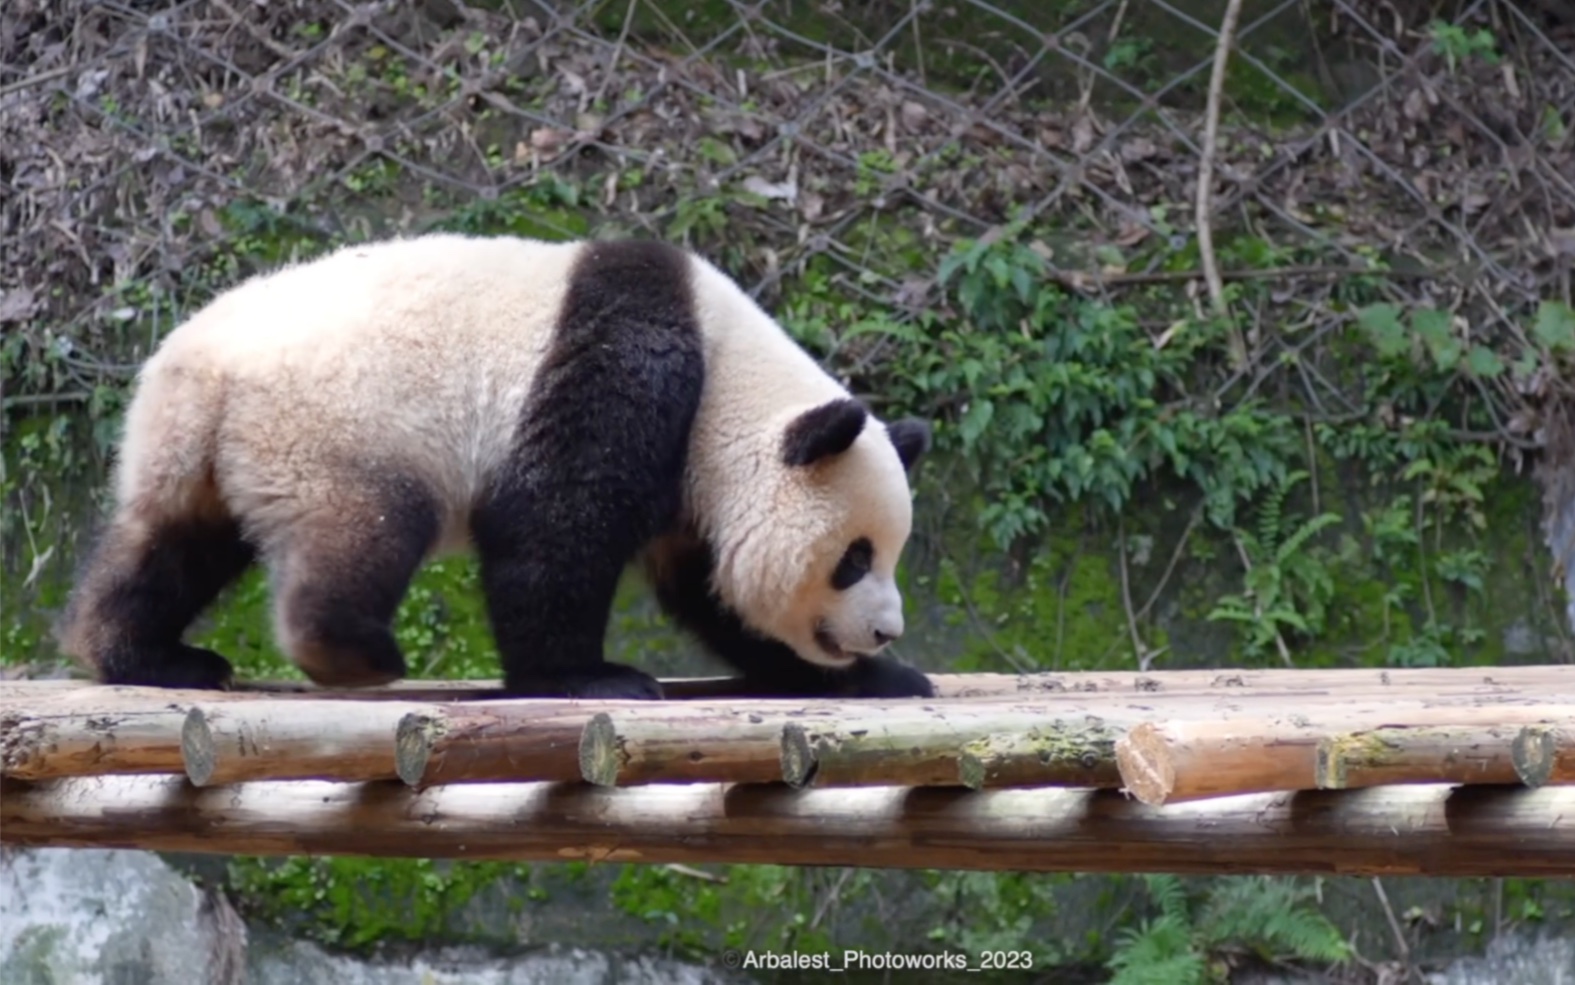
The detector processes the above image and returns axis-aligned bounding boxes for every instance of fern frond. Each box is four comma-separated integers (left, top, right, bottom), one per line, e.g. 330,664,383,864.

1107,916,1207,985
1273,512,1341,568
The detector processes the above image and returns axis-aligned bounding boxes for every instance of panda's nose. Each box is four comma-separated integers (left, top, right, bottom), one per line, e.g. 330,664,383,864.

873,627,901,647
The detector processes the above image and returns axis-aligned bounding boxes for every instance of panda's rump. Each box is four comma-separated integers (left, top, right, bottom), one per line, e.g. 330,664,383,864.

168,235,580,552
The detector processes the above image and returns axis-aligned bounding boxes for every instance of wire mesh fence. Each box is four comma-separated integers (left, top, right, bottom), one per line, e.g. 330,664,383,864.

4,0,1575,666
6,0,1571,383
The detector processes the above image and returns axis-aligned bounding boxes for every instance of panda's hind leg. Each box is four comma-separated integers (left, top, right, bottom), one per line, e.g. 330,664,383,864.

264,472,438,688
57,499,255,689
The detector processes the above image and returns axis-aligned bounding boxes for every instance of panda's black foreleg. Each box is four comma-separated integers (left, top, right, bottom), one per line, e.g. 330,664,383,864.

57,506,255,689
475,239,706,700
646,534,936,700
471,383,696,700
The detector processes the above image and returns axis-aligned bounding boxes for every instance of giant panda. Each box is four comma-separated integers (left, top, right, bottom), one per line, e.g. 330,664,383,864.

56,233,935,700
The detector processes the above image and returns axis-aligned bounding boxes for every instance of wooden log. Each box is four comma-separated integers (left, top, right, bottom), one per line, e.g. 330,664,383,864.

578,710,786,786
774,689,1568,790
181,701,434,787
395,704,602,787
0,686,272,780
1512,725,1575,787
1116,705,1575,806
779,705,1160,789
5,775,1574,878
6,662,1572,706
956,725,1122,789
7,677,1569,788
1314,725,1524,790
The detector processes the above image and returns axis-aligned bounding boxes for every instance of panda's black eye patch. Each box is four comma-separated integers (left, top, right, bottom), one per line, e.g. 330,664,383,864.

831,537,873,590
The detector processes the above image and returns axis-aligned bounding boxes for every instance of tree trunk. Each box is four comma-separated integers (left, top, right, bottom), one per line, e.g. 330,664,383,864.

1117,705,1575,805
5,774,1572,877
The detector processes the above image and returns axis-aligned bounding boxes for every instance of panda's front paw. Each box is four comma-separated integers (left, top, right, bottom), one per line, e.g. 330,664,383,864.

506,662,666,700
846,655,935,699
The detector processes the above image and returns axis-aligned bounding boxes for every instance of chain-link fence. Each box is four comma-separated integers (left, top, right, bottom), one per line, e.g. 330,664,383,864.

6,0,1571,372
6,0,1575,563
5,1,1575,669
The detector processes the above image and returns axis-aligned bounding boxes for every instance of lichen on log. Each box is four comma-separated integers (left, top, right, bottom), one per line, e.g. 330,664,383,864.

956,723,1121,789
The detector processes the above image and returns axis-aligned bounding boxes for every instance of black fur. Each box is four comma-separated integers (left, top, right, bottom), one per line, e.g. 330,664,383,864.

64,513,255,689
473,239,705,699
831,537,873,590
782,398,868,467
887,418,931,472
269,469,441,687
648,534,934,699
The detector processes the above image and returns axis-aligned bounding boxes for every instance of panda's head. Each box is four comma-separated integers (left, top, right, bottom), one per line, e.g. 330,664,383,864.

722,397,931,669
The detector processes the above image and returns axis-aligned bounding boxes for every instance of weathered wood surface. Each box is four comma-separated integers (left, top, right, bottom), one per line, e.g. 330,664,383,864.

578,710,786,787
7,663,1570,705
1512,725,1575,787
1116,705,1575,805
395,703,600,787
956,726,1123,790
7,674,1571,788
4,775,1573,877
181,702,433,787
0,686,268,780
775,690,1569,790
1313,725,1526,790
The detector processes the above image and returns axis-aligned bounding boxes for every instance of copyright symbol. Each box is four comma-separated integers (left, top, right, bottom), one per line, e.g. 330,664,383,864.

722,949,742,969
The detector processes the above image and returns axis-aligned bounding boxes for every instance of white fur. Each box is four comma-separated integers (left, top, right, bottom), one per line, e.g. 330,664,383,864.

118,233,916,671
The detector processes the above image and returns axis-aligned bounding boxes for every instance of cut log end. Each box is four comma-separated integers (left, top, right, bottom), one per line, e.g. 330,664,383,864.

180,707,217,787
1513,726,1556,787
578,713,623,787
1113,726,1174,806
395,713,444,788
780,723,818,788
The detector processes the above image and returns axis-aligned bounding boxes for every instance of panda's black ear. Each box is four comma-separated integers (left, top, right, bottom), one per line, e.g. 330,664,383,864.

887,418,931,473
783,398,868,467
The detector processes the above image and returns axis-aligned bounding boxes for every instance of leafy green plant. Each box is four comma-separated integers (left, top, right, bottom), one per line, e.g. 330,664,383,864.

1107,875,1348,985
1207,471,1341,664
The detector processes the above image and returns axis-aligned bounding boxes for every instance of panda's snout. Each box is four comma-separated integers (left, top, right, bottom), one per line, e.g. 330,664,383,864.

869,613,904,649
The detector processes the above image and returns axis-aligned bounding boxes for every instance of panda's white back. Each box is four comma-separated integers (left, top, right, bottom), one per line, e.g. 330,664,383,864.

123,234,581,553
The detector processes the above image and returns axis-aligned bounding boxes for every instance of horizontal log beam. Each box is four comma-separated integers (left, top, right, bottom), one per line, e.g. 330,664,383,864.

1116,705,1575,806
6,663,1570,706
3,776,1572,877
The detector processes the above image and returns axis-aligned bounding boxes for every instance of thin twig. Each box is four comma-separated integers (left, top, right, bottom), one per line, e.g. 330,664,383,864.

0,65,74,99
1196,0,1247,367
1117,515,1152,670
664,863,728,884
591,0,639,108
1370,877,1420,984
